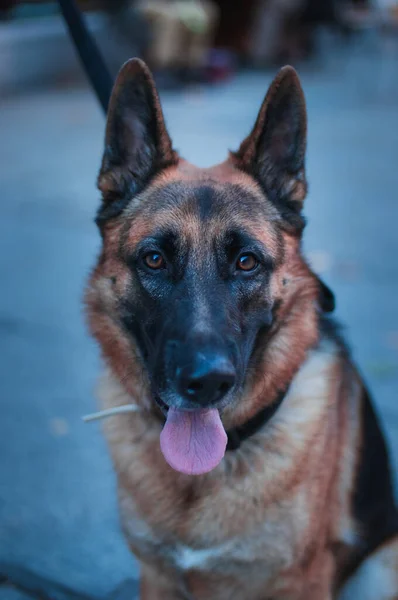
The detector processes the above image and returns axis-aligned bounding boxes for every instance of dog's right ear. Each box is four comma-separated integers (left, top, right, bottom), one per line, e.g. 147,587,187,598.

97,58,178,222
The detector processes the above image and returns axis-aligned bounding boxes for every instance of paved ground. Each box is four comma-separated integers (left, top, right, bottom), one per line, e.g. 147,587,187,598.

1,41,397,598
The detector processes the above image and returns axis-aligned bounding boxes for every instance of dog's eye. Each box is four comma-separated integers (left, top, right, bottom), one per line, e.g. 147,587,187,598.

236,254,258,272
143,252,165,270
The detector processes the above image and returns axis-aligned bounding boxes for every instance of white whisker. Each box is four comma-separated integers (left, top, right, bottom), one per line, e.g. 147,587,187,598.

82,404,141,422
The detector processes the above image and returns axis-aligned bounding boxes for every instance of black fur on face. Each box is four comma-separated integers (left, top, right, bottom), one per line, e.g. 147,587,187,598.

118,182,280,412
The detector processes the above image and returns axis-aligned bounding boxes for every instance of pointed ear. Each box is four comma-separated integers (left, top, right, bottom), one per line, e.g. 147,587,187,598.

233,66,307,230
97,58,178,222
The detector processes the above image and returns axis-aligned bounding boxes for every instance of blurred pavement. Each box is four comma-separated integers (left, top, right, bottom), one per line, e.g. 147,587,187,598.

0,45,397,598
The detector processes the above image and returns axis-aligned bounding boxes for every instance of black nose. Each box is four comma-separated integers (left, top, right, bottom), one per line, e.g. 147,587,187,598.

177,353,236,406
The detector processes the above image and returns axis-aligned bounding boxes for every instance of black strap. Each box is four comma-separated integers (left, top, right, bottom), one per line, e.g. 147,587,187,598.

226,386,288,451
57,0,113,114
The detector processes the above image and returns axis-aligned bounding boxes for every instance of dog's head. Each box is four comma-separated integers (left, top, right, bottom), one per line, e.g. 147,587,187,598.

87,59,330,475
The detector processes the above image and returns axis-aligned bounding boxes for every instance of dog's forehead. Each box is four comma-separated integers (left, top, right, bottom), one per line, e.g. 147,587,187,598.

123,161,281,253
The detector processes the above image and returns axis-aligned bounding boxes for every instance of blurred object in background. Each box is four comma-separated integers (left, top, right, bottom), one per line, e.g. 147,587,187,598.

339,0,398,96
136,0,219,85
248,0,341,65
0,0,150,94
211,0,256,56
245,0,398,82
0,0,223,94
249,0,304,65
2,0,396,95
94,0,150,78
207,47,236,82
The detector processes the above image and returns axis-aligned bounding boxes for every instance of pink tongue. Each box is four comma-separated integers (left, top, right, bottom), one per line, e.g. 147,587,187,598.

160,407,227,475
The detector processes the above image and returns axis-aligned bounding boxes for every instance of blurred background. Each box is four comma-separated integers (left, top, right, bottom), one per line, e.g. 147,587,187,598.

0,0,398,598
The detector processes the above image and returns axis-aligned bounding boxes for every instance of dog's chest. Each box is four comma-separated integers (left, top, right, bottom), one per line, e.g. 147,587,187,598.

119,482,310,578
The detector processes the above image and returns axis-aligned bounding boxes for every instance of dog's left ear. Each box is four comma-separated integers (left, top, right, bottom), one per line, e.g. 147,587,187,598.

233,66,307,230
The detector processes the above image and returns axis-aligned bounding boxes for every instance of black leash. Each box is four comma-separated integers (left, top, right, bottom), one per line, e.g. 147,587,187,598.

57,0,112,114
226,386,288,451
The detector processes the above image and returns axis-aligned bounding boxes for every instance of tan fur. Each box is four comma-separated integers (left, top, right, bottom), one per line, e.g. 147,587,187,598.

93,331,363,599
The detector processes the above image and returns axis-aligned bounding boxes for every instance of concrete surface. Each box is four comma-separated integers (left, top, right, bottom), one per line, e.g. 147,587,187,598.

0,44,397,598
0,588,32,600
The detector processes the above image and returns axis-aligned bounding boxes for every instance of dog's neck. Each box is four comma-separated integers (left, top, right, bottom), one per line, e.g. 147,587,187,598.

226,385,290,451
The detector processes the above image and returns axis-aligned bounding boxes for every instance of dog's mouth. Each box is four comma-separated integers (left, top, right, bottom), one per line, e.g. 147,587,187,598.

154,394,169,415
153,394,227,476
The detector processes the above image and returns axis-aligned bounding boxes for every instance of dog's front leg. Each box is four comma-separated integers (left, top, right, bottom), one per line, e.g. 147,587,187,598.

140,564,186,600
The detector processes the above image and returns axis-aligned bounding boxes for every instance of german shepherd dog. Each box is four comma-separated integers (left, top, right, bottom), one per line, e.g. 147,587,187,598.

86,59,398,599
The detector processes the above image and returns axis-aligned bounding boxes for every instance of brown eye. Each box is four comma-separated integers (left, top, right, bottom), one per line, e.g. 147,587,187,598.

143,252,165,270
236,254,258,272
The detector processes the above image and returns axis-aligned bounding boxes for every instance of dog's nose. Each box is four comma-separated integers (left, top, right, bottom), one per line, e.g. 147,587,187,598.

177,353,236,406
